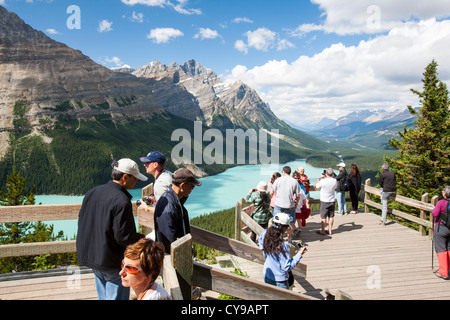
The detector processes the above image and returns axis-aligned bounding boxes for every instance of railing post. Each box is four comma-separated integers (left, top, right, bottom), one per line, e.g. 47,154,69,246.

235,201,242,241
364,179,371,213
170,233,193,300
140,183,154,235
430,195,439,240
420,193,429,236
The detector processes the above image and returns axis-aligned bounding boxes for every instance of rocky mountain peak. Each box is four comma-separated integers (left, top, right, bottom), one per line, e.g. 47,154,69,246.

180,59,212,78
0,5,163,132
0,5,49,44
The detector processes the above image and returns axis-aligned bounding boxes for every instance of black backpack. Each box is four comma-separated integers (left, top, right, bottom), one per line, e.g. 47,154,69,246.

439,199,450,229
340,172,351,192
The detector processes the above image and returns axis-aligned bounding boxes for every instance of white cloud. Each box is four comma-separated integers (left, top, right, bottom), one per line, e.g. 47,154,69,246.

225,19,450,122
234,40,248,54
45,28,60,35
106,56,124,67
121,0,201,15
292,0,450,36
121,0,167,6
235,27,294,53
98,20,113,33
147,27,184,43
172,0,201,15
194,28,220,40
130,11,144,23
246,28,276,51
277,39,295,51
232,17,253,24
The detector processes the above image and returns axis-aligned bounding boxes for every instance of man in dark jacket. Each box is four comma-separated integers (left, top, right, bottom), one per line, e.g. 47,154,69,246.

379,163,397,225
154,168,201,253
76,158,147,300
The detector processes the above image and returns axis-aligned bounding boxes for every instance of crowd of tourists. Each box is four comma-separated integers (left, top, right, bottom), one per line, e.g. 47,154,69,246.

75,150,450,300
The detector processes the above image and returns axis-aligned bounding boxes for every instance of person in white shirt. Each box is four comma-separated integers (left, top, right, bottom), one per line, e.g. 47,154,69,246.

315,168,338,235
138,151,173,214
271,166,301,243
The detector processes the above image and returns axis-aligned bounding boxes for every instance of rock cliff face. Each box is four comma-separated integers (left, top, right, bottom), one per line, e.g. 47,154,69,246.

131,59,281,130
0,5,162,132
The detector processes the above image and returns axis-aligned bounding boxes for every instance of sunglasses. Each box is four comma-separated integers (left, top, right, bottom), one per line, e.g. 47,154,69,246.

121,260,142,274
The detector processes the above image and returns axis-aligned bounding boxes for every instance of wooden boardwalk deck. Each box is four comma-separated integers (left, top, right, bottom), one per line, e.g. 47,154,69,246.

0,268,97,300
0,211,448,300
234,211,449,300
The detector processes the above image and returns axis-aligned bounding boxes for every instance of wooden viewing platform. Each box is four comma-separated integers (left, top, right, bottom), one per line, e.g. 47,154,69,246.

232,210,448,300
0,179,448,300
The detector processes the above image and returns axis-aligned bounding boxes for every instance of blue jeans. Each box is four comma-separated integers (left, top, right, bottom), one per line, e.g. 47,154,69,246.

381,191,395,222
336,191,347,214
273,206,295,224
92,269,130,300
264,276,289,290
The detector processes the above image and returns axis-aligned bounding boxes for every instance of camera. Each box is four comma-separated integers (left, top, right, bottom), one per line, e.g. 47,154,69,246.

136,196,154,207
322,170,327,176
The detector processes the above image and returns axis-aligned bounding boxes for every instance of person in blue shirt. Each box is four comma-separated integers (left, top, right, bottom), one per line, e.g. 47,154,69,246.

259,212,308,290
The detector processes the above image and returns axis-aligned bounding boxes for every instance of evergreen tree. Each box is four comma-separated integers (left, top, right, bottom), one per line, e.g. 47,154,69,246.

385,59,450,200
0,167,66,273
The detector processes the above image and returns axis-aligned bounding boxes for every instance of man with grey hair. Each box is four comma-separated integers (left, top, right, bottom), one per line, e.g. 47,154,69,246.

379,163,397,225
315,168,338,235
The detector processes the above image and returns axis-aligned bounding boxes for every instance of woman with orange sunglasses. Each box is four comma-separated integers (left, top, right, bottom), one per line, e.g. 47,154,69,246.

120,238,171,300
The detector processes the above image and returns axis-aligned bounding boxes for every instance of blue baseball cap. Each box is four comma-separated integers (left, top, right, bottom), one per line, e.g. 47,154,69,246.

139,151,166,164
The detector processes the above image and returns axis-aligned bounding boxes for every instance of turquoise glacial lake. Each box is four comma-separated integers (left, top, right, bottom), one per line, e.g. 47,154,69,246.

35,160,330,238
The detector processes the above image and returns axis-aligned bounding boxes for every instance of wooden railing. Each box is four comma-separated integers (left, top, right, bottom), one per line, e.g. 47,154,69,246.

363,179,438,237
0,180,440,300
137,208,315,300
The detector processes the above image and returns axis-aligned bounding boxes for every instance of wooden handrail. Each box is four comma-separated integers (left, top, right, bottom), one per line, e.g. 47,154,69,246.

1,180,439,257
0,180,441,301
363,178,438,236
137,209,308,278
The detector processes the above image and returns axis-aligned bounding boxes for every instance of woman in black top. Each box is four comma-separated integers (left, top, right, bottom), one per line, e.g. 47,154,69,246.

349,163,362,214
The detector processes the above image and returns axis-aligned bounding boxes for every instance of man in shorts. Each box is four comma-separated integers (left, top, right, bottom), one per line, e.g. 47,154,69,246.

315,168,338,235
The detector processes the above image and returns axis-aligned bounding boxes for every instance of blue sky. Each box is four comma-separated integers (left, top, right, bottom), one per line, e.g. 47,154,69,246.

2,0,450,123
1,0,352,74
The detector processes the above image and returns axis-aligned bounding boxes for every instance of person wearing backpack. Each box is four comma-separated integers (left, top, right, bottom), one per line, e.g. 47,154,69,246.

432,186,450,280
335,162,349,215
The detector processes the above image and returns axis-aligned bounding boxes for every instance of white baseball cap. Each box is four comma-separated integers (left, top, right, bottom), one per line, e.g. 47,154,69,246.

116,158,148,181
337,162,346,168
273,212,292,228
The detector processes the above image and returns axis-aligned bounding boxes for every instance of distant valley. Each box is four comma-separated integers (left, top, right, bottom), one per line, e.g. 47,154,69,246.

289,108,417,150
